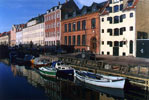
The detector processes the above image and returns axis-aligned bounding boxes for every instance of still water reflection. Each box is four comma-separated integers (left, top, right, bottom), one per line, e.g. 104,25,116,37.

0,60,148,100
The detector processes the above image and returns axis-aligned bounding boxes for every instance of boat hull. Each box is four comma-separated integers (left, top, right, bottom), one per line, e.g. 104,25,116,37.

75,71,125,89
39,69,56,77
57,69,74,76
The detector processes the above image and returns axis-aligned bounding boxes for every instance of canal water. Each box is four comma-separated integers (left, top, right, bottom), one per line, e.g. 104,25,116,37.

0,59,148,100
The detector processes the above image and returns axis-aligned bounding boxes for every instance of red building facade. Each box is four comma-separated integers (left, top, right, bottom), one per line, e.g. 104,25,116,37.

61,2,106,54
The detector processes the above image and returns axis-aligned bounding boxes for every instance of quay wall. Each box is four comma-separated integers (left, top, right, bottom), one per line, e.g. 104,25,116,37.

0,45,9,59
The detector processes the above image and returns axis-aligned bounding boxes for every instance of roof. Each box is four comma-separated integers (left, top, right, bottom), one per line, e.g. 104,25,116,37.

101,0,139,16
0,31,10,37
63,1,107,20
28,14,45,23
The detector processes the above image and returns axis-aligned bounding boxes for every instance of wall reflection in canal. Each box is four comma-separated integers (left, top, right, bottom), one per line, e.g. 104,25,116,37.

0,59,149,100
10,64,124,100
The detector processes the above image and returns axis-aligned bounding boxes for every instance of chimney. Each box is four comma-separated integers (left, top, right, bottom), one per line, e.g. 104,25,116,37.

58,1,60,5
65,0,68,3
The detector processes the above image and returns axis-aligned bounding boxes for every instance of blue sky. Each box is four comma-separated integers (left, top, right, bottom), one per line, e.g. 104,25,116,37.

0,0,106,33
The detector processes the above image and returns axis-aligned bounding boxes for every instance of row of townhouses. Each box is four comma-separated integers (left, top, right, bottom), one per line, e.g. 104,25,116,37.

0,0,149,58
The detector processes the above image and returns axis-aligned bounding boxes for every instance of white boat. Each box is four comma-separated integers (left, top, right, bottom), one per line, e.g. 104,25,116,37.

75,70,125,89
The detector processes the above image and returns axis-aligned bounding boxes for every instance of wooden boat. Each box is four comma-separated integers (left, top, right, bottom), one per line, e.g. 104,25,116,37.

52,61,74,75
39,67,57,77
75,70,125,89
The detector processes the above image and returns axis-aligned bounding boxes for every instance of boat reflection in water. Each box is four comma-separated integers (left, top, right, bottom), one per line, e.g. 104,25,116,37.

10,64,127,100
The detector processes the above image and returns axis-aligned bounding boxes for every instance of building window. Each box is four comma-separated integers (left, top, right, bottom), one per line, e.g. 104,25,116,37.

91,18,96,29
102,18,104,22
77,35,80,45
77,21,80,31
68,23,71,32
120,41,123,47
107,52,110,55
102,29,104,33
65,24,67,32
130,26,133,31
129,40,133,54
73,36,75,45
107,17,112,24
64,36,67,45
73,23,76,31
107,41,112,47
102,41,104,45
120,4,123,11
120,14,126,22
114,5,119,12
68,36,71,45
120,27,126,35
82,20,86,30
123,52,126,56
130,13,133,17
107,29,112,36
114,16,119,23
114,28,119,36
114,41,119,47
102,51,104,55
82,35,86,46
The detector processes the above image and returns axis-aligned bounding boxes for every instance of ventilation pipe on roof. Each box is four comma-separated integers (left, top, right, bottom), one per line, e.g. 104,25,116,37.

58,1,60,5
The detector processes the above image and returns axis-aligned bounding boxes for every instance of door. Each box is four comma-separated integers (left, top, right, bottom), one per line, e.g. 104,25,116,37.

113,47,119,56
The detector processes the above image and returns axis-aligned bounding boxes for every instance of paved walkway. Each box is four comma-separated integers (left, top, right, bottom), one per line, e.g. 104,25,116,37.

96,55,149,66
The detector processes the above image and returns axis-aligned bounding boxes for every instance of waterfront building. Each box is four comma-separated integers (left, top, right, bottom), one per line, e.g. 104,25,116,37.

136,0,149,58
61,2,106,54
100,0,139,57
10,25,17,46
44,0,79,46
16,24,25,46
22,15,45,46
0,31,10,45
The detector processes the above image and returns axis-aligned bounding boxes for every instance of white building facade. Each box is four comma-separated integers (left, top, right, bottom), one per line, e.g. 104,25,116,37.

100,0,136,57
16,31,23,45
16,24,25,45
22,15,45,46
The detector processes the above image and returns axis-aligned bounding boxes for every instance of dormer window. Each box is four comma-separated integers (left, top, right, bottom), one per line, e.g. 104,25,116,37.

73,11,76,17
109,0,112,4
92,4,97,12
65,14,68,19
55,7,57,10
106,7,112,13
82,8,87,15
128,1,133,7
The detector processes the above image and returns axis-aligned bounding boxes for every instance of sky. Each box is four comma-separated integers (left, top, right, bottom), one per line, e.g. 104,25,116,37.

0,0,106,33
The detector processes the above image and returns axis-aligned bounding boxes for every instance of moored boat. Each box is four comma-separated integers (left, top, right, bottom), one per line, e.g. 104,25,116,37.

52,61,74,75
75,70,125,89
39,67,57,77
32,58,50,68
